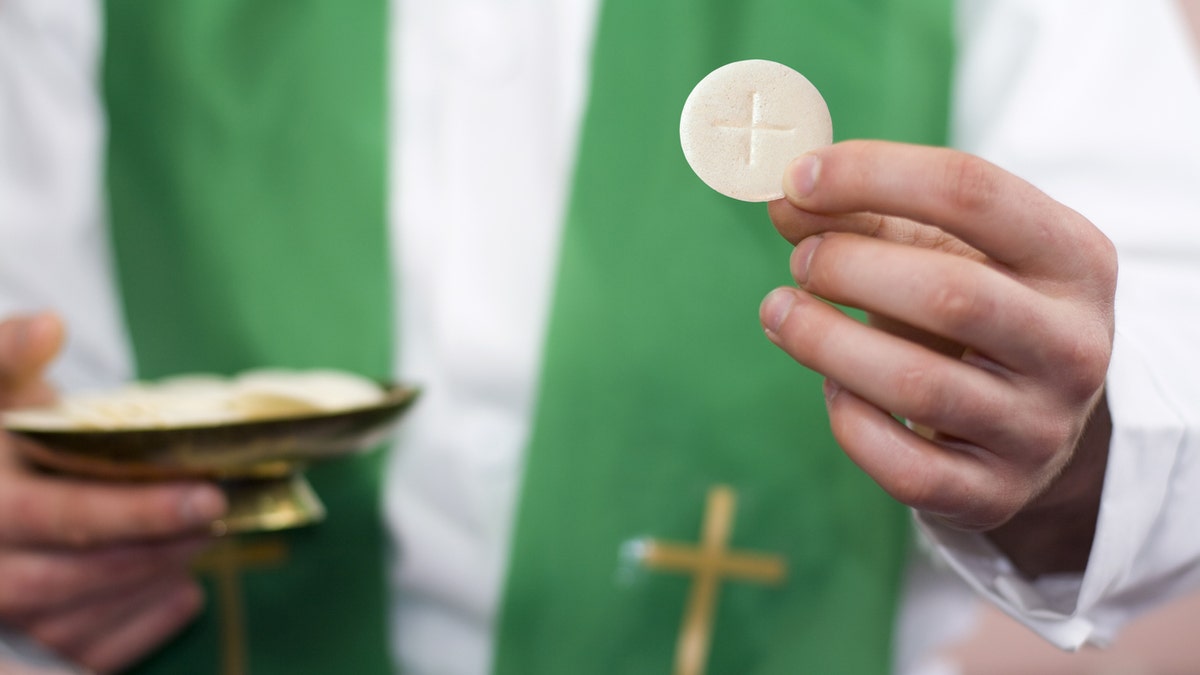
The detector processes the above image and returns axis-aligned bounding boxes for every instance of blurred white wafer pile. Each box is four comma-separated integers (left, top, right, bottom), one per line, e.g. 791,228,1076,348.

2,369,387,431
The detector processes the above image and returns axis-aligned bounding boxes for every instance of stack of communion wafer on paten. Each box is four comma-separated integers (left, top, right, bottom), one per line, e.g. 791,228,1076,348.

2,369,387,431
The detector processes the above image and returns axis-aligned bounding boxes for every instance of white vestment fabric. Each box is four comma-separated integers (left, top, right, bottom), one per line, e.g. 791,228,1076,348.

1,0,1199,673
384,1,600,671
0,0,134,392
912,0,1200,658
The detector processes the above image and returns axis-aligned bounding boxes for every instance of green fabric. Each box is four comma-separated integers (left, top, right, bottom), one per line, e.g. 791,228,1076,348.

495,1,954,673
100,0,953,672
102,1,393,673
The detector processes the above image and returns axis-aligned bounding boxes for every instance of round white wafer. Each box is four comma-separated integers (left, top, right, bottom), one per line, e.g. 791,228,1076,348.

680,60,832,202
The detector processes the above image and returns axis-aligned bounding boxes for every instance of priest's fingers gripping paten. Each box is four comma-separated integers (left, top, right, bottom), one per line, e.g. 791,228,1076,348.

0,313,227,674
2,364,415,673
761,140,1116,576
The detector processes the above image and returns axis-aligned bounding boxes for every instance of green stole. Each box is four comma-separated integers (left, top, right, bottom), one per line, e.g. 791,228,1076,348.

102,0,951,673
104,2,393,673
496,2,952,673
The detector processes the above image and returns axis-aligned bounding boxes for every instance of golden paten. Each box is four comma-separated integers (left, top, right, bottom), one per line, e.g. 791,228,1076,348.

6,383,418,534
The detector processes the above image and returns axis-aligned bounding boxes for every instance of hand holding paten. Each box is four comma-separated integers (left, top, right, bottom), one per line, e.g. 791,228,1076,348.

0,313,224,674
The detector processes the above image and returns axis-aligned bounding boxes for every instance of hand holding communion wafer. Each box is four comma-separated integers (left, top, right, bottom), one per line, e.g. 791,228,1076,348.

682,61,1116,576
762,141,1115,576
0,313,223,673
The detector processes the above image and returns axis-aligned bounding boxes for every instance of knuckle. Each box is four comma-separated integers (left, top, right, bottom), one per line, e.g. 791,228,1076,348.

885,471,931,509
59,519,99,548
970,494,1023,531
1024,416,1077,457
1063,217,1119,289
927,281,988,334
940,153,1000,215
1088,232,1119,292
1046,329,1111,401
947,474,1024,531
886,459,953,514
893,364,953,421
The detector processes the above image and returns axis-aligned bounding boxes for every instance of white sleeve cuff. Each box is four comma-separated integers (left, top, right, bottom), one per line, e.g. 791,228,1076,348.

916,299,1200,651
913,515,1095,650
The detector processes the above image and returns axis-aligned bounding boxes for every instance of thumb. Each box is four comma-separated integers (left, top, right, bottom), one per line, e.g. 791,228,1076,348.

0,312,64,406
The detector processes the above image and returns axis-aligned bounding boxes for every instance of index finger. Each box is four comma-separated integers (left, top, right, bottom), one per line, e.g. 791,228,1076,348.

781,140,1100,276
0,448,226,548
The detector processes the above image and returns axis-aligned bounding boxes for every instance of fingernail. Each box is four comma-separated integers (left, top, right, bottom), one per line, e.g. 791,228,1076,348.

761,288,797,334
823,378,841,404
784,153,821,200
179,485,227,526
791,235,823,286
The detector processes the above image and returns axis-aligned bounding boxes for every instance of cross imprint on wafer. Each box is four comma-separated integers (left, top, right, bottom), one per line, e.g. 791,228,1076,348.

680,60,831,201
712,90,796,166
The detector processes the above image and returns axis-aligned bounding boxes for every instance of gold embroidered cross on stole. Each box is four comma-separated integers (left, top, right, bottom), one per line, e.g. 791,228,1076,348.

636,485,787,675
193,538,289,675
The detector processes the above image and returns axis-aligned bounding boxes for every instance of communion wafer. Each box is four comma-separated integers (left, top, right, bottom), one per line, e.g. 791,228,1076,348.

680,60,832,202
1,369,387,431
233,369,386,410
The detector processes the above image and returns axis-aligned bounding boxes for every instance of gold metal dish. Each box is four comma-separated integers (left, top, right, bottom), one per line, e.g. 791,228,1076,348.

4,384,419,534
